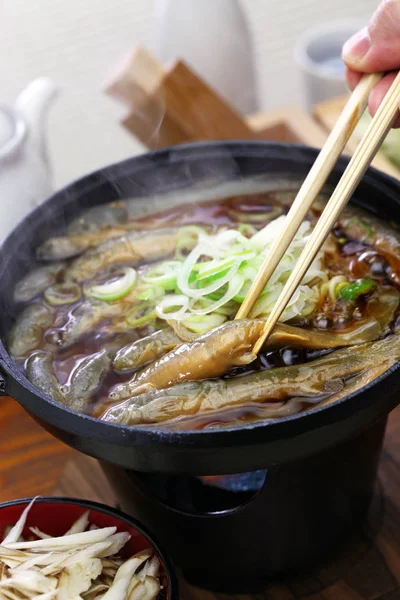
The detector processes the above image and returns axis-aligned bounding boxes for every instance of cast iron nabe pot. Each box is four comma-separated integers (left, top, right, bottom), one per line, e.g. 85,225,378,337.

0,142,399,589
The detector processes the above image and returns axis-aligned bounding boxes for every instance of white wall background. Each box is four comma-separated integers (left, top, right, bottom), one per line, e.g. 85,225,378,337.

0,0,378,189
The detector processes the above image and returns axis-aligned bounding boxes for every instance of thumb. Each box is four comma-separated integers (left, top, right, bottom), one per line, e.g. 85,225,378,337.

342,0,400,72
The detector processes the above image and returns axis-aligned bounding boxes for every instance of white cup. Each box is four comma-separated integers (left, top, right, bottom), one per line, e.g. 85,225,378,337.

294,20,363,111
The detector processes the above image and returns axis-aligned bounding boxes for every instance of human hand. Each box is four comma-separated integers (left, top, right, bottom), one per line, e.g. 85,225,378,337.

342,0,400,127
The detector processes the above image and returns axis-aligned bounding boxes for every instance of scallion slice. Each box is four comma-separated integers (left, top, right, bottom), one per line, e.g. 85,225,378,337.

86,268,137,302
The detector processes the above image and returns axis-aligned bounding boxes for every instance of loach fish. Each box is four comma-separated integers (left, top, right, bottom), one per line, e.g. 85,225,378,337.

37,235,97,261
37,228,135,261
113,329,182,372
25,350,66,404
60,300,126,346
109,290,397,402
67,349,111,413
111,315,388,376
13,263,65,302
8,304,54,357
109,319,264,401
65,228,185,283
68,202,129,234
26,349,111,413
102,334,400,426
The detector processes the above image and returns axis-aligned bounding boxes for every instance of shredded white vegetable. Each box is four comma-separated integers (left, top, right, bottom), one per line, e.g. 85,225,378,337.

0,501,162,600
3,498,38,545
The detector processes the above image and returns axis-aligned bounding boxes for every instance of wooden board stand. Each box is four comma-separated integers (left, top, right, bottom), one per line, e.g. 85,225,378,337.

105,46,400,182
104,46,330,152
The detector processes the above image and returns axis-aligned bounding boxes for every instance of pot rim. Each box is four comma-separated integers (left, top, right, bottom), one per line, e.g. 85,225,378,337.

1,140,400,452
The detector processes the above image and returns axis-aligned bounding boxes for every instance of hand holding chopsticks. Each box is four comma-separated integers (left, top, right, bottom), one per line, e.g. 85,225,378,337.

238,71,400,355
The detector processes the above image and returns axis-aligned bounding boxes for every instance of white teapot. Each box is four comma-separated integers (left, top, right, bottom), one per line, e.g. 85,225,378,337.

0,77,57,241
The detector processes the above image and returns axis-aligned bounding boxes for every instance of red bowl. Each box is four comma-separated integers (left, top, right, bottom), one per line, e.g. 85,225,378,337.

0,496,178,599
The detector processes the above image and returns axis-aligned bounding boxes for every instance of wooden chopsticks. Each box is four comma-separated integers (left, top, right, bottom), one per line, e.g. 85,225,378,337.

236,73,381,321
238,70,400,355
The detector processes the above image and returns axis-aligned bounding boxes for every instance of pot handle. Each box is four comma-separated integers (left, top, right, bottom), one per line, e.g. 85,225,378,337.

0,361,10,396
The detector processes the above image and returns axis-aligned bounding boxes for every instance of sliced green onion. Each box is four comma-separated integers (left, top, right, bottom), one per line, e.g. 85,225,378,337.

214,300,237,316
182,313,227,334
126,303,157,328
195,257,238,280
142,260,181,290
156,294,189,320
136,285,165,301
178,253,240,299
175,226,208,259
326,275,348,302
233,278,254,303
85,267,137,302
155,215,325,328
339,279,377,302
44,283,81,306
188,274,244,315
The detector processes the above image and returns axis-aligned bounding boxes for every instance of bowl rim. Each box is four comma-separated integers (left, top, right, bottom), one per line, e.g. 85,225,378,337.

0,496,178,600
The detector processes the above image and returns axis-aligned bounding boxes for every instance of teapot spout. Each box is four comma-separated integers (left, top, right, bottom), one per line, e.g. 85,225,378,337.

15,77,58,162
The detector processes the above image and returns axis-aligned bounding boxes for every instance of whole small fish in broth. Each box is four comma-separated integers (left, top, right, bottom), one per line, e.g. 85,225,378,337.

26,350,66,404
8,303,54,357
113,329,182,372
37,227,144,261
60,300,126,346
65,228,186,283
109,305,393,402
103,334,400,426
26,349,112,413
67,349,111,413
68,202,129,234
13,263,65,303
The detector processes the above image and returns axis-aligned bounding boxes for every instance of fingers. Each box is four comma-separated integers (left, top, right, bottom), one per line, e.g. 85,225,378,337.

345,67,362,91
368,71,400,128
342,1,400,128
342,0,400,72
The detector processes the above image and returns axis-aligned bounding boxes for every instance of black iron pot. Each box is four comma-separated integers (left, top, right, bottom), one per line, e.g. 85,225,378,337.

0,142,399,475
1,141,399,588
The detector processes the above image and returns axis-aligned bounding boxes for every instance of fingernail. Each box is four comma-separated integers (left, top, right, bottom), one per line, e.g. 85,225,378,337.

342,27,370,64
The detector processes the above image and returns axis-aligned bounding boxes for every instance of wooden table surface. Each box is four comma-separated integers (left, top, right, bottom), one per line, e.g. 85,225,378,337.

0,396,76,501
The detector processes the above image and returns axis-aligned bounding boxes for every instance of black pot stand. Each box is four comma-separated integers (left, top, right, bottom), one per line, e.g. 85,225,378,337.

101,417,386,591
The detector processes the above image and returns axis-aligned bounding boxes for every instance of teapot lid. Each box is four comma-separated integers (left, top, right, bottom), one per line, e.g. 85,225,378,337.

0,106,26,159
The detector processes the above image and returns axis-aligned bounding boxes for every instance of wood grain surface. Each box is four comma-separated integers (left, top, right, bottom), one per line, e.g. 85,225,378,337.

0,397,75,501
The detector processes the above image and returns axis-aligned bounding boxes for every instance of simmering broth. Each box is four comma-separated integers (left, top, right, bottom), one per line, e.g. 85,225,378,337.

8,189,400,430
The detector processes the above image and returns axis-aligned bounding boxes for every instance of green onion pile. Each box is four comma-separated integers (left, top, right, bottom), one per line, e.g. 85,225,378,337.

84,216,327,335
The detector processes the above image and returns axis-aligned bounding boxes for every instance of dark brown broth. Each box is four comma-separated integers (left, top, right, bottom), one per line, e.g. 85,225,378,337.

13,191,400,429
